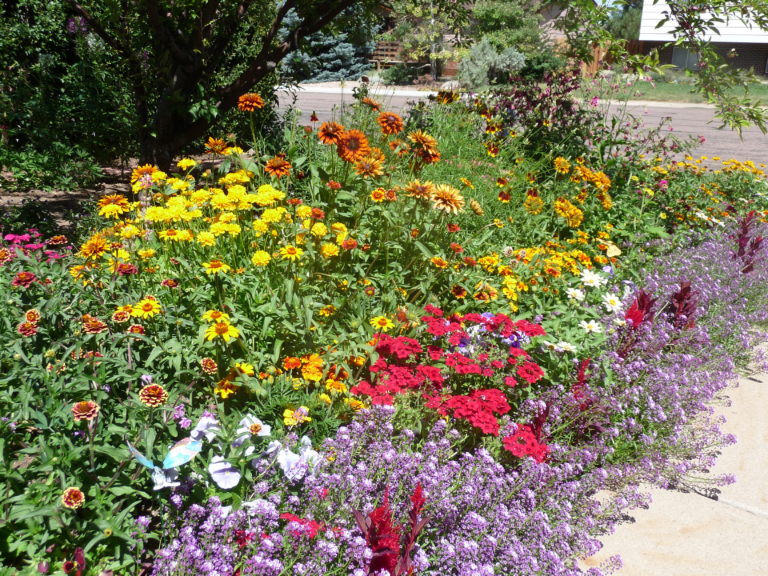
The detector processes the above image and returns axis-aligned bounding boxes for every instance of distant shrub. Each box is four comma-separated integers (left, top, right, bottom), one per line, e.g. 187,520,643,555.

381,63,420,86
458,37,526,89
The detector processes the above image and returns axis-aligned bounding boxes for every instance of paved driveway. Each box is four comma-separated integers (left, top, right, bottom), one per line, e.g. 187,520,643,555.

279,85,768,165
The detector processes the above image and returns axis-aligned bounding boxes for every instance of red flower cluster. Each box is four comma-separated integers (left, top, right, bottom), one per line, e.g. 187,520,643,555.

352,308,547,436
279,513,325,539
502,424,550,463
427,388,511,435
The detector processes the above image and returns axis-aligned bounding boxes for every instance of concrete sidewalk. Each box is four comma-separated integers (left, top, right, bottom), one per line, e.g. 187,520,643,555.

581,370,768,575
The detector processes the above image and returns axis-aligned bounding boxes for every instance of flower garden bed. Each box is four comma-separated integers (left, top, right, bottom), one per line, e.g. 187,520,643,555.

2,74,768,575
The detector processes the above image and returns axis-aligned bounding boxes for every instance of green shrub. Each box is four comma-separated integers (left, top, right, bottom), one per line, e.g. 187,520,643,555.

458,38,526,89
381,63,420,86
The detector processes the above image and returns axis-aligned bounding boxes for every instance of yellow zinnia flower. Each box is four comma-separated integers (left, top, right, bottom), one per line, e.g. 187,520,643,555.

251,250,271,266
369,315,394,332
202,259,232,275
279,245,303,261
201,309,230,323
132,298,162,319
204,321,240,342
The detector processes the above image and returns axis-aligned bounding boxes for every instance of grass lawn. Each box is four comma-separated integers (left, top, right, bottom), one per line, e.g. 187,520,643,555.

601,79,768,104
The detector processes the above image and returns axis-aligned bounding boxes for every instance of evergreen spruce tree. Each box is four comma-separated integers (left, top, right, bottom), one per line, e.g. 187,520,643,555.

281,7,376,83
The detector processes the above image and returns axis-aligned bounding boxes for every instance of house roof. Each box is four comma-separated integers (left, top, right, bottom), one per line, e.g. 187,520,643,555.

639,1,768,44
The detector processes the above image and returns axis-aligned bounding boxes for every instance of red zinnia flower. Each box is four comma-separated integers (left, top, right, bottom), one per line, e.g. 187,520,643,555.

11,271,37,287
138,384,168,407
201,357,218,374
61,487,86,509
72,400,100,421
17,321,38,337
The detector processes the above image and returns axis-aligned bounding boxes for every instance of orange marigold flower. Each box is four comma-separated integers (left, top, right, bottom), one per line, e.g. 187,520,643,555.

138,384,168,407
337,129,370,163
61,487,85,510
72,400,100,422
237,92,265,112
318,121,345,145
264,155,292,178
377,112,404,135
361,96,381,111
431,257,449,269
205,137,229,155
283,356,302,370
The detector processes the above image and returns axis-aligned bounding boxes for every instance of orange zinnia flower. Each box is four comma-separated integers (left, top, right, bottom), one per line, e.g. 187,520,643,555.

264,155,292,178
25,309,41,323
205,137,228,155
361,96,381,111
318,122,345,145
377,112,404,135
237,92,265,112
337,129,370,163
82,314,109,335
431,185,465,214
355,154,384,179
17,321,38,337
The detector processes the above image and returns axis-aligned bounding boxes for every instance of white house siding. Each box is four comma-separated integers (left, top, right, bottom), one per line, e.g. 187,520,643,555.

639,1,768,44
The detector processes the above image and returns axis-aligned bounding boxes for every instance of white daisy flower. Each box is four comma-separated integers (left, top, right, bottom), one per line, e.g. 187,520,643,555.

580,269,606,288
556,341,577,353
566,287,586,301
579,319,603,334
602,293,623,313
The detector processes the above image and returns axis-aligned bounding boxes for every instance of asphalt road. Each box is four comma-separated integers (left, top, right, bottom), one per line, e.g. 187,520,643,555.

278,85,768,165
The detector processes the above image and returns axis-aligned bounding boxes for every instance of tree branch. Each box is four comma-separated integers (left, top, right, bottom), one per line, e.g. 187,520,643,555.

63,0,131,59
167,0,354,153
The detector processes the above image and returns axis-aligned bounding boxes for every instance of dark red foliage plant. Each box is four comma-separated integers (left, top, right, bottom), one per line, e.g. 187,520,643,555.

353,484,429,576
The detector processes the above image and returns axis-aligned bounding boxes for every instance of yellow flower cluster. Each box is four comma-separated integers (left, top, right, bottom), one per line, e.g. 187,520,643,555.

553,197,584,228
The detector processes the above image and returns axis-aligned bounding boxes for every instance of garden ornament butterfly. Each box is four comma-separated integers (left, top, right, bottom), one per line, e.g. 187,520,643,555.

126,437,202,490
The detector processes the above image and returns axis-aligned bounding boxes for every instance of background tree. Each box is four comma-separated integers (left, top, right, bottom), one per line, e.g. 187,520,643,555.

606,0,643,41
6,0,465,170
280,6,378,83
